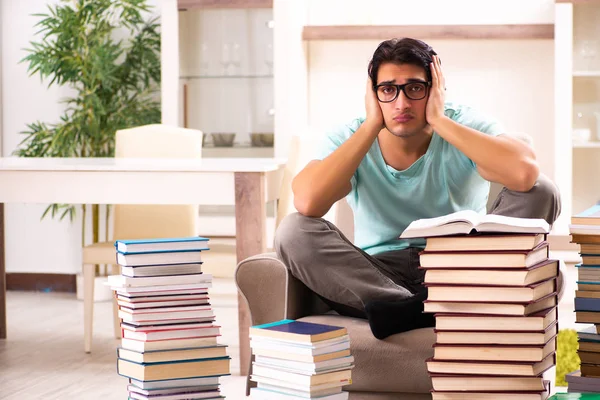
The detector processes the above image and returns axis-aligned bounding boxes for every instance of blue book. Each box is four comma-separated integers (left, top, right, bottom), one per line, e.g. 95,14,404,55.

575,297,600,312
115,237,209,254
250,319,347,343
576,263,600,268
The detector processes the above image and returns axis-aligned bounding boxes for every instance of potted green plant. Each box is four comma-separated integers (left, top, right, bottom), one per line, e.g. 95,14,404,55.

14,0,161,300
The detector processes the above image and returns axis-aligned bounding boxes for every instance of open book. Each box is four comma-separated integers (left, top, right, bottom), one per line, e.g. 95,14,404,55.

400,210,550,239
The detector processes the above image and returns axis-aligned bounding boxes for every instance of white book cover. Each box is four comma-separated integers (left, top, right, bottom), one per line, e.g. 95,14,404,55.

249,335,350,348
128,376,220,390
250,387,348,400
117,250,205,267
113,283,212,295
250,375,350,392
250,340,350,356
254,355,355,374
118,308,214,322
121,263,203,277
108,273,212,288
127,384,220,396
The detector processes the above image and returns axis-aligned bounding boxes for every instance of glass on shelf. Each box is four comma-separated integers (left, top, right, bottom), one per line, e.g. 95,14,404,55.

221,43,231,76
578,40,599,70
264,43,273,75
200,43,210,75
220,42,243,76
231,42,241,75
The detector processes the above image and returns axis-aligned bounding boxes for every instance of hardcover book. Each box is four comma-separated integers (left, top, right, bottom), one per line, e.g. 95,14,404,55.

422,260,558,286
419,242,549,269
424,233,546,252
115,237,209,253
250,320,347,344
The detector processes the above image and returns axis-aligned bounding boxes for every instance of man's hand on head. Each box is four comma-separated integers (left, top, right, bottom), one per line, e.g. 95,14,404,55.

365,78,385,131
425,55,448,128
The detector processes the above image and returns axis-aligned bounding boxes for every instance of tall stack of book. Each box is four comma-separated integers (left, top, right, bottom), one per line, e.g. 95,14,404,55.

108,237,230,400
248,319,354,400
401,210,558,400
568,204,600,392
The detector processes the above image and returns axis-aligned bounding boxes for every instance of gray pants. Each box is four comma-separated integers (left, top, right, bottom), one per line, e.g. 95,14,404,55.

274,174,562,318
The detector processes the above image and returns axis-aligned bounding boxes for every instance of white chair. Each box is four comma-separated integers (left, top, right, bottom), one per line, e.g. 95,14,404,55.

81,124,203,353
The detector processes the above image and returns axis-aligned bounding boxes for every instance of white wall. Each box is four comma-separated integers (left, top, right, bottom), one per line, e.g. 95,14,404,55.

1,0,159,274
161,0,179,126
305,0,554,25
2,0,81,274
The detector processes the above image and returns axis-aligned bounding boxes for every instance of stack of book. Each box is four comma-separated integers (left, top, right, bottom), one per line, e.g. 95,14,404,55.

248,319,354,400
566,370,600,393
108,237,230,400
401,210,557,400
569,204,600,392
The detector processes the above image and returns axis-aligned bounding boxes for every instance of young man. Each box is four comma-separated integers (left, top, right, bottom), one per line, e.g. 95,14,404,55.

275,38,561,339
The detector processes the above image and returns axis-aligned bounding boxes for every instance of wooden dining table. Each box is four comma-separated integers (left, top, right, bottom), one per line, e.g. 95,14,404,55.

0,156,286,376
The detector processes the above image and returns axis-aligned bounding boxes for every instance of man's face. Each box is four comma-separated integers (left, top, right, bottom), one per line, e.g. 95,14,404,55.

375,62,430,138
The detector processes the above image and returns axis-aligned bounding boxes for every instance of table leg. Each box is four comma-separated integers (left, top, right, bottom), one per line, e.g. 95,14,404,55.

234,172,266,377
0,203,6,339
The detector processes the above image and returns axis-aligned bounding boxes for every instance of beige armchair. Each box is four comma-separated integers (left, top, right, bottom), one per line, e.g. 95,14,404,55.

235,134,564,399
81,124,203,353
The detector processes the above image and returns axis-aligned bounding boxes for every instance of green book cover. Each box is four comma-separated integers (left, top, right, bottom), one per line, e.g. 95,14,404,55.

548,393,600,399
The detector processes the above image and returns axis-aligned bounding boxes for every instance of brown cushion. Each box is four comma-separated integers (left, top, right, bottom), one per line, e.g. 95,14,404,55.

298,315,434,394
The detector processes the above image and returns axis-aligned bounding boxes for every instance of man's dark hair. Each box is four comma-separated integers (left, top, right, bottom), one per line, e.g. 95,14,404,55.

368,38,438,85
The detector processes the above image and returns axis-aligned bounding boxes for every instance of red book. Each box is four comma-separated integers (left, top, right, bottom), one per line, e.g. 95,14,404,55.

419,241,549,269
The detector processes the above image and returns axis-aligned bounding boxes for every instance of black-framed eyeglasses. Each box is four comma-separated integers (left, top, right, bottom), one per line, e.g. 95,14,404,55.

373,81,431,102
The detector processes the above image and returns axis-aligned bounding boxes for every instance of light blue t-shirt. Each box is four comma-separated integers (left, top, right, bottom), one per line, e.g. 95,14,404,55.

314,102,504,255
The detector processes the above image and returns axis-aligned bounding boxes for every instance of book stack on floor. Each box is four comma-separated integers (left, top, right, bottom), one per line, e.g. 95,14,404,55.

568,204,600,392
401,210,558,400
108,237,230,400
248,319,354,400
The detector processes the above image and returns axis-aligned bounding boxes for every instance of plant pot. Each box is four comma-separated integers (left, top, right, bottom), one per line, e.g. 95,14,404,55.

75,274,113,302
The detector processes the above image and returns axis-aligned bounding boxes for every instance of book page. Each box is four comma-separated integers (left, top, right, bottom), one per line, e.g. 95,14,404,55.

400,210,482,238
403,210,481,231
478,214,550,233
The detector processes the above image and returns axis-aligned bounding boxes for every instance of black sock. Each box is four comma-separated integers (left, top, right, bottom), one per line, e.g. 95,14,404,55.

364,290,435,339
